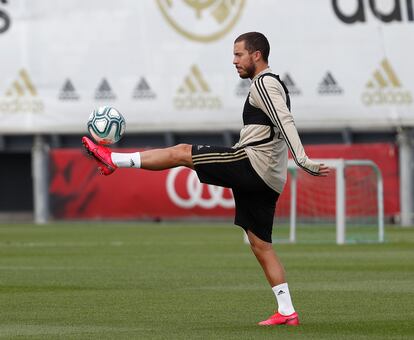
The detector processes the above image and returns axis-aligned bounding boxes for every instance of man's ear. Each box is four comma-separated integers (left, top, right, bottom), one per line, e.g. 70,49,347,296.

253,50,262,62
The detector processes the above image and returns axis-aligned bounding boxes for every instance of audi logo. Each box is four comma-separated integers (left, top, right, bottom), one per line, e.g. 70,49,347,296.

166,167,235,209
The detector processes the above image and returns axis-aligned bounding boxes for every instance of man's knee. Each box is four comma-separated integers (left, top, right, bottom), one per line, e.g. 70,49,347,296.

172,144,193,168
248,230,272,254
250,240,272,256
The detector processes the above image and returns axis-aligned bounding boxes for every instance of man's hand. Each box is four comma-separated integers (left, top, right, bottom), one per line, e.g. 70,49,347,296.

317,164,330,177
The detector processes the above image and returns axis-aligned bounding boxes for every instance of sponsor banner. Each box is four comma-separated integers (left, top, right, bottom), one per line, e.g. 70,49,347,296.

49,149,235,219
0,0,413,133
50,143,399,220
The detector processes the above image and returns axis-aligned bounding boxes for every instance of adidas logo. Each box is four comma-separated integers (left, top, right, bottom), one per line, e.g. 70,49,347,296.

95,78,116,100
282,73,301,96
235,79,251,97
174,65,221,109
59,79,79,101
0,69,44,113
178,65,210,94
277,290,285,296
318,72,343,95
5,69,37,97
362,58,412,106
132,77,156,99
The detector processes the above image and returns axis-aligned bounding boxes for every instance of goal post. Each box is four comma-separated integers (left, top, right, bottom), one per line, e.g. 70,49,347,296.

286,159,384,245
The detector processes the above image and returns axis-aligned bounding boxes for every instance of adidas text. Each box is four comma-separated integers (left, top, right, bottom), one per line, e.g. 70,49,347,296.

332,0,414,24
0,99,44,113
174,96,221,110
0,0,11,34
362,91,412,105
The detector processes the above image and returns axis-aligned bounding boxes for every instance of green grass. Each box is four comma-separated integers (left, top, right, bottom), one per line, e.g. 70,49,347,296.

273,223,382,243
0,223,413,339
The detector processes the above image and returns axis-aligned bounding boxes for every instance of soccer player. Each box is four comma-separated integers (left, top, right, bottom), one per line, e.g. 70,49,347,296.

82,32,329,326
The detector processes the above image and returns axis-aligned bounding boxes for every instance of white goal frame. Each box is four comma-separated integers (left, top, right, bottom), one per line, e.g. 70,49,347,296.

287,159,384,245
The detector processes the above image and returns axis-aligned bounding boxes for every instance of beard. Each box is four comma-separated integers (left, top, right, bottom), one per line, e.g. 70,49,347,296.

239,62,256,79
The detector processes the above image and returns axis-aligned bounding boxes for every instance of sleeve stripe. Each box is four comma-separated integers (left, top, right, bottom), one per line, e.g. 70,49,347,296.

254,76,296,158
254,75,319,176
256,76,319,176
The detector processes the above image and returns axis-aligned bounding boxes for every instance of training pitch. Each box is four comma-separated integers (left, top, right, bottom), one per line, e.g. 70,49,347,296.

0,222,413,339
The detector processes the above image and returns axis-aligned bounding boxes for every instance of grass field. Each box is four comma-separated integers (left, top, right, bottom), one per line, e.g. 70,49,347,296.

0,223,413,339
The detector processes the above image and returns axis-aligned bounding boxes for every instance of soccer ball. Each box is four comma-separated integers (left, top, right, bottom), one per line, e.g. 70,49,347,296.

87,106,126,145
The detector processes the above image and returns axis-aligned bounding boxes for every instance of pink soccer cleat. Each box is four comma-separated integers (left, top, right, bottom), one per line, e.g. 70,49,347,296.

258,311,300,326
82,136,117,176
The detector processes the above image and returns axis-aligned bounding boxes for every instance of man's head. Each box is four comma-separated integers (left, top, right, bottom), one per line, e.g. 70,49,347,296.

233,32,270,79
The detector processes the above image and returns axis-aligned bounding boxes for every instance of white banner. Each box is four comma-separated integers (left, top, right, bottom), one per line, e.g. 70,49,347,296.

0,0,413,133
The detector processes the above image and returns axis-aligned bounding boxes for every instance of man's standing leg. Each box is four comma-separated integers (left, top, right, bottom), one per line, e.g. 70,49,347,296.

247,231,299,326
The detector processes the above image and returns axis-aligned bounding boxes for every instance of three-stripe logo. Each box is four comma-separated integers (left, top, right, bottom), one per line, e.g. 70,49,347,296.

282,73,301,96
0,69,44,113
95,78,116,100
174,64,221,109
59,79,80,101
5,69,37,97
362,58,412,105
178,65,211,94
318,72,343,95
132,77,156,99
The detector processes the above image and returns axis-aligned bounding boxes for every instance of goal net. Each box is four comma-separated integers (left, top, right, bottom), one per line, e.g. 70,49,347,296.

273,159,384,244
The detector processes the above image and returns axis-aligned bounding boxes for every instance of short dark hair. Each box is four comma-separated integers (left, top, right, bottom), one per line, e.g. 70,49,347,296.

234,32,270,62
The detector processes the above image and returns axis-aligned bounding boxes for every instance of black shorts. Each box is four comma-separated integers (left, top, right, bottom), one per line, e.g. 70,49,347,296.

192,145,279,243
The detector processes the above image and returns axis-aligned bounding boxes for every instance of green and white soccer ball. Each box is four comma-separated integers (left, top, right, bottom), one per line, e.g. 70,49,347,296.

87,106,126,145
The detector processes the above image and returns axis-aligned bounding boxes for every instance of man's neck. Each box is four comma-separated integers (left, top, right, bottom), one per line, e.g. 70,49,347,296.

251,64,270,79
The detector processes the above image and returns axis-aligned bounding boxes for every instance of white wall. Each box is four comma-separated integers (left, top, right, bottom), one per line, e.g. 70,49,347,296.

0,0,412,133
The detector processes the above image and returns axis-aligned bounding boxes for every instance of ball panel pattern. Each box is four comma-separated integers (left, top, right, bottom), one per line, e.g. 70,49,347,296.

87,106,126,145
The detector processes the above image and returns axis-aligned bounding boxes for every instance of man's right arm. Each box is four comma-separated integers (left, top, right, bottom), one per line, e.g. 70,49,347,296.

250,75,321,176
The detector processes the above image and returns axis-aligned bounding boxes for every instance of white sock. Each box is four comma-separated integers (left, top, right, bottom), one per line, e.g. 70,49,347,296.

111,152,141,168
272,283,295,316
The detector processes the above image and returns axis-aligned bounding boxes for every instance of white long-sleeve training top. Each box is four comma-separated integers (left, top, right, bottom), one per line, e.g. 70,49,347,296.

233,67,320,193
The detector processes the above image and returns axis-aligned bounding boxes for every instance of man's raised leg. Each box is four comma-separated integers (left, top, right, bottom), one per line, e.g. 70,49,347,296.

139,144,194,170
82,136,193,175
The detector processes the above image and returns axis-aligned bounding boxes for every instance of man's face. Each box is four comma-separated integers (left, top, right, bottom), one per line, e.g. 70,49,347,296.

233,41,256,79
